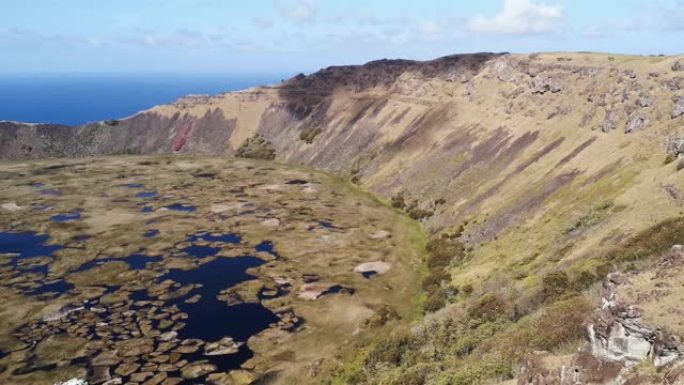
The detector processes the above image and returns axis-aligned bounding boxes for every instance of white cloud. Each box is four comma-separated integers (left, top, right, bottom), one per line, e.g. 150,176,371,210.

274,0,317,23
251,16,274,30
417,20,442,41
467,0,563,35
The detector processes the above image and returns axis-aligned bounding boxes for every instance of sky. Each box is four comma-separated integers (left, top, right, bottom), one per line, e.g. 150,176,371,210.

1,0,683,75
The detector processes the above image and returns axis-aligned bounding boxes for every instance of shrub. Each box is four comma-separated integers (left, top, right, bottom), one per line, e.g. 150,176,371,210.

531,295,592,350
468,292,507,322
364,305,400,328
664,153,677,165
235,134,276,160
299,127,322,143
389,366,428,385
104,119,119,126
422,269,450,291
426,238,464,268
541,271,570,302
364,331,413,369
391,191,406,209
571,270,597,291
424,286,448,313
408,207,434,220
461,284,474,297
605,217,684,263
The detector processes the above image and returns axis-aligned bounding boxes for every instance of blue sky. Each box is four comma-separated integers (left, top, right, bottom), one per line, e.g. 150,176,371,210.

1,0,683,75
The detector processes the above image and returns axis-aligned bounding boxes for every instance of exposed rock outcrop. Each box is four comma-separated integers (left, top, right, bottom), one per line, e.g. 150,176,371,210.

519,264,683,385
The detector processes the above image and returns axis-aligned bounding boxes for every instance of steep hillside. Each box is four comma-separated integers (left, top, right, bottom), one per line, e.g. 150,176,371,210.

3,52,684,384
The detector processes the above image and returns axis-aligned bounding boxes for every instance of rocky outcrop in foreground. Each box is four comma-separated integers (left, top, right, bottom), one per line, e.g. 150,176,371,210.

519,246,684,385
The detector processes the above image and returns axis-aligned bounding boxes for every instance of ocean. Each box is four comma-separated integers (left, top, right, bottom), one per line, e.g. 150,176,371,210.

0,74,287,126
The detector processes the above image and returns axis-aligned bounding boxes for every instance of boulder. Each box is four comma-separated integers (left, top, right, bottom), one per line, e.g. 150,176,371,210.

1,202,23,212
673,61,684,72
353,261,391,277
603,110,618,132
624,115,650,133
369,230,391,240
672,95,684,119
54,379,88,385
530,74,563,94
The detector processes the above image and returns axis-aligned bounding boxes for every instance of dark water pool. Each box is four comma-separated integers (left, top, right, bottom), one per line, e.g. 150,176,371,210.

50,212,81,222
136,191,157,199
122,183,144,189
38,188,62,196
166,203,196,212
143,229,160,238
255,240,280,259
0,231,61,258
72,254,162,273
162,256,278,342
285,179,308,185
184,245,220,258
0,232,76,297
188,232,241,244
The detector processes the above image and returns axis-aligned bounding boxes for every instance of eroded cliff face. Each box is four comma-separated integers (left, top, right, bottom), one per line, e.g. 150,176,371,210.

3,53,684,242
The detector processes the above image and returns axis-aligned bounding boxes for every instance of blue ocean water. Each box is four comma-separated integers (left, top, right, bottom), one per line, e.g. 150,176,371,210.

0,74,287,126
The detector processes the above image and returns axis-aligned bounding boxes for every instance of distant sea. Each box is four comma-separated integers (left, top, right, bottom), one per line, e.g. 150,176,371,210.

0,74,288,126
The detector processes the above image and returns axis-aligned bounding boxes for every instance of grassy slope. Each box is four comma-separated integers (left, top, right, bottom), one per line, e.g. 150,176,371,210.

4,52,683,383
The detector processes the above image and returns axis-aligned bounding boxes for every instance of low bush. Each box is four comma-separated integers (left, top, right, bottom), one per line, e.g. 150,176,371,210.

664,153,677,164
422,269,450,291
461,284,474,297
541,271,570,302
299,127,322,143
605,217,684,263
389,366,429,385
391,191,406,209
408,207,434,220
364,305,400,328
423,286,449,313
426,238,464,268
468,292,508,322
364,331,413,369
235,134,276,160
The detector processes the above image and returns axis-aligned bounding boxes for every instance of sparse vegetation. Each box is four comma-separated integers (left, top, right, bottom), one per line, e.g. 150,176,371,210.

391,191,406,209
420,236,464,313
299,127,322,143
406,200,433,220
541,271,570,302
235,134,276,160
605,217,684,263
563,200,613,234
664,153,677,164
